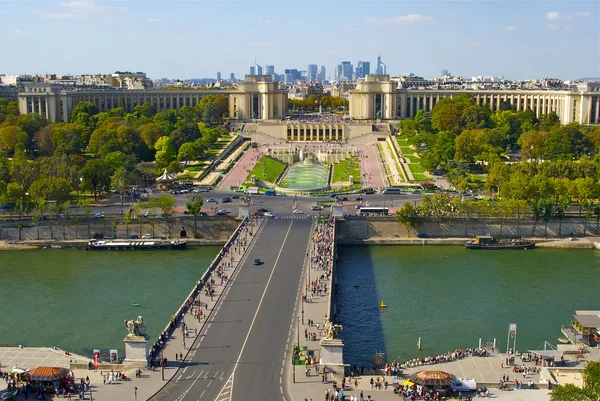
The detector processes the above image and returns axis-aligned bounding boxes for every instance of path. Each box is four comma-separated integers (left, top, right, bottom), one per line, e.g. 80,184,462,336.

219,146,264,188
379,141,407,185
199,142,247,186
356,145,385,189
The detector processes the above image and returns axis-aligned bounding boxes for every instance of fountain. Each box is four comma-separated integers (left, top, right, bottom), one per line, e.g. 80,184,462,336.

278,153,329,192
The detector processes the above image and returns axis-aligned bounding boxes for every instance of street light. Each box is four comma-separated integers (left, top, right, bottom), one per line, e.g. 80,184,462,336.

297,314,300,347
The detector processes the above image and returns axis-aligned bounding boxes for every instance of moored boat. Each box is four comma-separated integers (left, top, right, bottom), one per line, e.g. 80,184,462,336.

86,239,186,251
465,235,535,250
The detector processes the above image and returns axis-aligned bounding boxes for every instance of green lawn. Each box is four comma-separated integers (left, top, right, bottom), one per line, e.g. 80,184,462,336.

245,156,287,184
396,137,409,146
467,173,487,183
404,154,421,164
411,172,427,181
408,163,426,174
332,157,360,183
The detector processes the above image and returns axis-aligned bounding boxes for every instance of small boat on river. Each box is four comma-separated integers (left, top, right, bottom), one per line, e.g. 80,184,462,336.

465,235,535,250
86,239,186,251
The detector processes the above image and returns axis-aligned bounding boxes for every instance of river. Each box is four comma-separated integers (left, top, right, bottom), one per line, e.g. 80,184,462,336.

0,247,220,357
336,245,600,368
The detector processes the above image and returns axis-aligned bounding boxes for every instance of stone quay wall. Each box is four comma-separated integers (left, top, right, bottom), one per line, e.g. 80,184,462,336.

0,216,240,244
336,216,599,243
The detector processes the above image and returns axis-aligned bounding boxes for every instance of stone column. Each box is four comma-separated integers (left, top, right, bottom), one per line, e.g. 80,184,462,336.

408,95,413,118
595,96,600,124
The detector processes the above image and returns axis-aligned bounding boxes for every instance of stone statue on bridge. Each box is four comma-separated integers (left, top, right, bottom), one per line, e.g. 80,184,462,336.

124,316,147,338
322,321,342,341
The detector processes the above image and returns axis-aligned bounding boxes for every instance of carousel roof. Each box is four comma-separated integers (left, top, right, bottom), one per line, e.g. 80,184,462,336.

409,370,455,387
24,366,69,382
156,169,177,182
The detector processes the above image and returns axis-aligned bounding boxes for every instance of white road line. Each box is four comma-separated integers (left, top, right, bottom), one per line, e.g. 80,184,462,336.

176,374,183,381
200,389,206,398
183,366,188,373
207,380,212,388
219,220,295,401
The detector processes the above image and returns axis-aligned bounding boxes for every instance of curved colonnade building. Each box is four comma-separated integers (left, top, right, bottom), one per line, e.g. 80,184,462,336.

18,75,600,144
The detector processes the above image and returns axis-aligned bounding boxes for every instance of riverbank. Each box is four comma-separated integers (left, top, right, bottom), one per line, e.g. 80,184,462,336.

0,238,227,251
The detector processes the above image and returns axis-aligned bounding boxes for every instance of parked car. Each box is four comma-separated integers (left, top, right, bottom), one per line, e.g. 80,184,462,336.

142,234,153,239
198,212,208,216
252,211,264,217
144,211,155,217
207,198,217,202
183,210,190,214
417,233,430,239
311,205,323,211
217,209,231,216
329,193,337,198
231,195,240,199
94,213,105,219
339,196,348,201
355,196,363,201
293,209,304,214
128,235,139,239
451,379,477,392
257,208,270,213
221,198,231,203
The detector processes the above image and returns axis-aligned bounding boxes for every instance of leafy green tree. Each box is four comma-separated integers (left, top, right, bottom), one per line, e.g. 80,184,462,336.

395,202,423,237
178,142,200,165
81,159,111,199
186,194,204,233
17,112,48,137
518,130,548,162
134,102,157,118
202,103,220,127
28,177,72,203
543,124,591,161
539,111,561,131
194,95,215,116
111,167,133,206
455,129,483,163
550,361,600,401
154,136,176,168
462,105,490,130
0,126,28,156
153,110,177,135
138,122,164,148
212,94,229,121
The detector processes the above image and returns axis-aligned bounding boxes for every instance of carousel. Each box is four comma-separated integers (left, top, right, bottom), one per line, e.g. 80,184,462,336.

156,169,177,190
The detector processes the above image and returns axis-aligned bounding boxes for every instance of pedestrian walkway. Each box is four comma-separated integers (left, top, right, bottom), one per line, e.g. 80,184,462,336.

378,141,406,185
356,145,385,189
219,146,264,188
199,140,248,186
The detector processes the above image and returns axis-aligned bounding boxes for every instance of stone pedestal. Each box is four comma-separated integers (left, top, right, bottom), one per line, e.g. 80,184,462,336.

123,336,149,368
320,338,345,376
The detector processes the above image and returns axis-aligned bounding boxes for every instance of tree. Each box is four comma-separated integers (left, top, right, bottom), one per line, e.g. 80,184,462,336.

111,168,133,206
17,112,48,137
186,195,204,233
550,361,600,401
81,159,111,200
202,103,220,127
543,124,591,161
133,102,157,118
138,122,164,148
212,94,229,121
0,126,28,156
454,129,483,163
154,136,176,168
395,202,423,237
178,142,200,165
518,130,548,163
28,177,72,204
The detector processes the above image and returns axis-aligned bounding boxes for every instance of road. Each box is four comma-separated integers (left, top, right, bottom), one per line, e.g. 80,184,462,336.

152,218,312,401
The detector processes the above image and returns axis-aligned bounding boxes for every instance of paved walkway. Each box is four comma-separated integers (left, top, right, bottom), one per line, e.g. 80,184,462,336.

199,140,246,186
219,146,264,188
356,145,385,190
379,141,406,185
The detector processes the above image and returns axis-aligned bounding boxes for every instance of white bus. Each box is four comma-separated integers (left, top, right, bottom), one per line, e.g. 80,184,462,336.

358,207,389,216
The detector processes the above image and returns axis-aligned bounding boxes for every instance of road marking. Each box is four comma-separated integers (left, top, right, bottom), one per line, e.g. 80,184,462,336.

215,220,295,401
200,389,206,398
183,366,188,373
206,380,212,388
176,375,182,382
215,374,234,401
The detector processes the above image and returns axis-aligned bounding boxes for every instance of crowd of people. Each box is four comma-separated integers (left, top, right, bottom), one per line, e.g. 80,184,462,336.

311,216,335,278
399,348,490,369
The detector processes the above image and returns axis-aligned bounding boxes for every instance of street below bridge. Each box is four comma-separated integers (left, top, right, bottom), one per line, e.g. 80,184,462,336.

152,218,312,401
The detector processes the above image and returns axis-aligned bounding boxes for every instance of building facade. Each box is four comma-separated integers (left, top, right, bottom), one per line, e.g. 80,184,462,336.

349,75,600,125
19,75,288,122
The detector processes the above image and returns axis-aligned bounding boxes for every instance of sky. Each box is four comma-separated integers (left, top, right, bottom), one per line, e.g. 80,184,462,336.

1,0,599,81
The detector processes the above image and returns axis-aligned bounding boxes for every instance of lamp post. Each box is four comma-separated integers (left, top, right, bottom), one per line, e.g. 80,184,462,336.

297,314,300,347
161,347,164,381
301,275,305,325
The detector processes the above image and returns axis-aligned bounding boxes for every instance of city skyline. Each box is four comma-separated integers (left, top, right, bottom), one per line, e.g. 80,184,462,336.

1,1,598,80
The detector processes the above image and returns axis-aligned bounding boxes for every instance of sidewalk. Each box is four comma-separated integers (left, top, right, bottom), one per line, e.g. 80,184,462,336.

0,218,266,401
219,146,264,188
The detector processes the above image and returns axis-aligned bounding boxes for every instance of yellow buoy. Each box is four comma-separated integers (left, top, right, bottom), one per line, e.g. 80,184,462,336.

380,302,387,308
354,282,359,288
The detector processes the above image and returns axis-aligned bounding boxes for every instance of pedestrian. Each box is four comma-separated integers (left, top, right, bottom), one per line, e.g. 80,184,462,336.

180,352,183,360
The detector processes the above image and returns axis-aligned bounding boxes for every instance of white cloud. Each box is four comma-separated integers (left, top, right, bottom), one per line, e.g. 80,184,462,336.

249,42,279,48
547,11,591,21
10,29,27,36
545,24,557,31
33,1,122,20
575,11,591,18
257,20,274,25
147,17,159,23
505,26,517,31
363,14,434,27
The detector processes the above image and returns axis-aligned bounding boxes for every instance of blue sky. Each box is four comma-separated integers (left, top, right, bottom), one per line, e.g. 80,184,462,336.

1,0,599,80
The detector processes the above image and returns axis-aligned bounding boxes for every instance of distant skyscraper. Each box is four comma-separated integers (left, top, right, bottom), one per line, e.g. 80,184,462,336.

317,66,326,82
256,65,263,75
250,66,256,75
307,64,318,82
230,73,235,81
441,69,450,77
376,55,386,75
216,72,221,81
357,61,370,79
336,61,353,81
265,65,275,75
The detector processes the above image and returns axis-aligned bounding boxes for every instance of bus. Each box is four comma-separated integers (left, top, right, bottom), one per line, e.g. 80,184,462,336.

383,187,401,194
359,207,389,216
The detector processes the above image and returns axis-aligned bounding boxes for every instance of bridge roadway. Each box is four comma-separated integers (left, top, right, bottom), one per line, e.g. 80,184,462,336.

152,217,312,401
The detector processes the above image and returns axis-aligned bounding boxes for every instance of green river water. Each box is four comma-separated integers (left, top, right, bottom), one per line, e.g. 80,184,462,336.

0,247,220,356
1,245,599,365
336,245,600,367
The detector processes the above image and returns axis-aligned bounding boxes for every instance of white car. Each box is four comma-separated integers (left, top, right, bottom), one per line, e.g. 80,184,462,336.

141,234,153,239
293,209,303,214
264,212,276,218
94,213,105,218
144,211,155,217
451,378,477,392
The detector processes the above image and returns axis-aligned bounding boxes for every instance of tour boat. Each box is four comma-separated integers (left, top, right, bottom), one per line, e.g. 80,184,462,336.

86,239,186,251
465,235,535,250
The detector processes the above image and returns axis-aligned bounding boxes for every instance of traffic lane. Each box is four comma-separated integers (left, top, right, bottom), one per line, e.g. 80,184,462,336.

233,219,313,401
152,220,293,401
